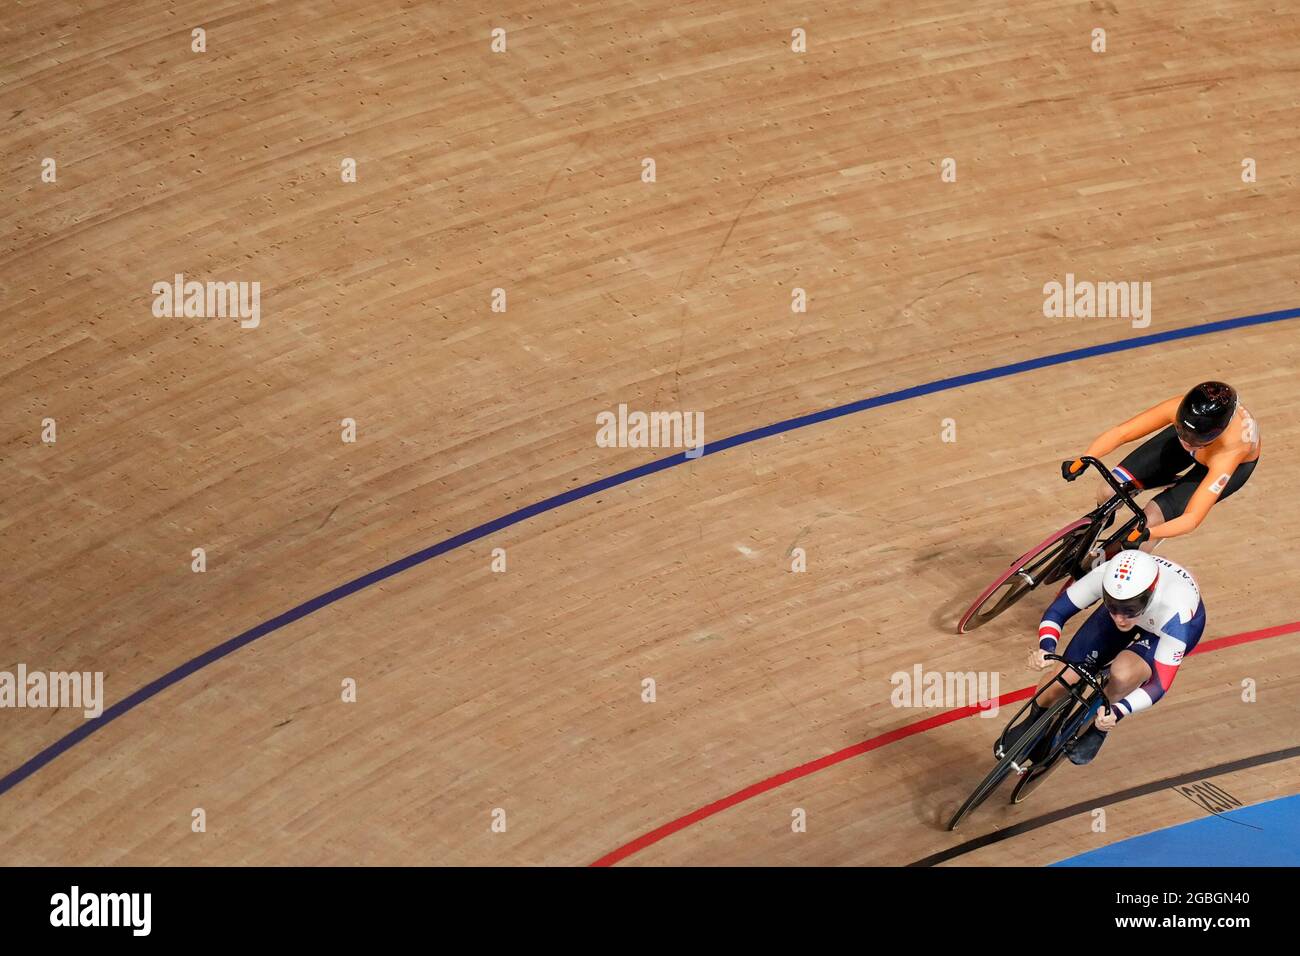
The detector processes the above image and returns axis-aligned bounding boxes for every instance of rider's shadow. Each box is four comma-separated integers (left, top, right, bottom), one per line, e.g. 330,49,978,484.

896,697,1023,833
900,544,1051,829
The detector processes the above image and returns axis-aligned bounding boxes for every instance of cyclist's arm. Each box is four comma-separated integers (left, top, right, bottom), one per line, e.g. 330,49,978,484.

1084,397,1179,460
1037,568,1105,652
1147,449,1248,539
1114,629,1189,719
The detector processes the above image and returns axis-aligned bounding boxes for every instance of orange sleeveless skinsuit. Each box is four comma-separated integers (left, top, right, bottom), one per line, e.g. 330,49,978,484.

1083,396,1261,539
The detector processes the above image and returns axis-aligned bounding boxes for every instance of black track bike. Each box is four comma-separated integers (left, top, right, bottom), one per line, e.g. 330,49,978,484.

947,655,1112,831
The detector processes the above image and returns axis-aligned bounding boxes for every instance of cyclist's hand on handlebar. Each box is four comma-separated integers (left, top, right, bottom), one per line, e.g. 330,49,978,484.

1121,525,1151,549
1095,708,1118,731
1028,647,1051,670
1061,458,1086,482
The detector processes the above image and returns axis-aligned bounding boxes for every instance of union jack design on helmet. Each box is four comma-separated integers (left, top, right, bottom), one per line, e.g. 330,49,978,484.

1103,551,1160,618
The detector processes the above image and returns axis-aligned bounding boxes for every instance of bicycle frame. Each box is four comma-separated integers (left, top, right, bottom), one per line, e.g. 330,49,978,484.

994,654,1112,765
1061,456,1150,579
946,653,1116,829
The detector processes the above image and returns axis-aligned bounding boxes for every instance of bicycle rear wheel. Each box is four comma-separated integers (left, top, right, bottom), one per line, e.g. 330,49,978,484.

958,519,1092,633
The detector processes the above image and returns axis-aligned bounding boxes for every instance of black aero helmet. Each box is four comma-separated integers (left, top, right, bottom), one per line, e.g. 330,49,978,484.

1175,381,1237,447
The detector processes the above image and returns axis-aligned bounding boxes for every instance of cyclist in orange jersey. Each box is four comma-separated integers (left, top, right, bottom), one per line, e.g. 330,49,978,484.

1062,382,1260,548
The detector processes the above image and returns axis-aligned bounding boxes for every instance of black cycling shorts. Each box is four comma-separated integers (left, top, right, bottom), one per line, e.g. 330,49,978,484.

1115,426,1257,522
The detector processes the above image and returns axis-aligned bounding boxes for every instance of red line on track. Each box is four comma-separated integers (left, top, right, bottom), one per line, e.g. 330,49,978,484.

591,618,1300,866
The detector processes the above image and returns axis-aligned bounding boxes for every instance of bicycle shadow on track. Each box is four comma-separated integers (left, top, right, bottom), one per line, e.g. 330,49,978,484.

917,540,1053,635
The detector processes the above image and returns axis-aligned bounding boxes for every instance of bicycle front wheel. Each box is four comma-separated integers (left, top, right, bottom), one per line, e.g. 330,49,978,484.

946,695,1074,831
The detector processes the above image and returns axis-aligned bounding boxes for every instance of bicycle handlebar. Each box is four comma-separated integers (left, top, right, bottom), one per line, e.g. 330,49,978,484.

1066,455,1148,530
1044,653,1113,715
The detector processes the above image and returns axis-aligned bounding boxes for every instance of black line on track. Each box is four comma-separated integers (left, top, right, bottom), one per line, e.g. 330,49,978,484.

910,745,1300,867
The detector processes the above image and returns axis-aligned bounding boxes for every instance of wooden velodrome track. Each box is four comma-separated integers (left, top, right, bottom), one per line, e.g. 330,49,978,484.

2,0,1298,866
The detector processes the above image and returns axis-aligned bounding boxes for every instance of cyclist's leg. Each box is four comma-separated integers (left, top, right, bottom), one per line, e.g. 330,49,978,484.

1067,642,1154,765
1220,458,1259,499
1107,607,1205,717
1147,468,1202,532
1087,427,1192,560
1095,426,1192,508
1100,647,1151,711
1150,457,1258,533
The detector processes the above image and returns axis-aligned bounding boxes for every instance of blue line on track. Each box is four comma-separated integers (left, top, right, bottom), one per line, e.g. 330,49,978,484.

3,307,1298,798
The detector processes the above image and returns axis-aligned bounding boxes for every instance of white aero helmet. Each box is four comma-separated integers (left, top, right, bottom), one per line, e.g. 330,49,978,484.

1102,550,1160,618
